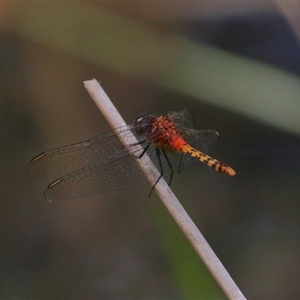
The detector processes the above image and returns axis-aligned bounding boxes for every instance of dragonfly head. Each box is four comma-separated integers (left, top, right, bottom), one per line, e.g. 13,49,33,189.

133,114,156,136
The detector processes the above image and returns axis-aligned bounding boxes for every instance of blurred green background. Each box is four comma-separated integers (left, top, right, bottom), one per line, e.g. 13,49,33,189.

1,2,300,299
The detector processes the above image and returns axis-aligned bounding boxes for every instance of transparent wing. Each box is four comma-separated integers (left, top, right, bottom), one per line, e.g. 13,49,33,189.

172,129,220,171
28,125,175,201
43,143,176,201
181,128,220,152
27,125,135,182
167,109,220,170
167,109,220,151
167,109,195,129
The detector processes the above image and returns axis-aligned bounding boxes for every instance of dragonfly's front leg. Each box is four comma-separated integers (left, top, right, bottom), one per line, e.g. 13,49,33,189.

129,140,150,159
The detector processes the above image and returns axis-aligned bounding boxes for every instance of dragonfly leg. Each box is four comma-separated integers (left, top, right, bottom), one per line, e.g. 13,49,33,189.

136,142,150,159
130,139,147,147
161,149,173,186
149,147,164,196
130,140,150,159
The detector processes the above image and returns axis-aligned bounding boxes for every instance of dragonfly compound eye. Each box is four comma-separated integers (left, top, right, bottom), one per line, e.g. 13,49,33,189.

133,114,155,135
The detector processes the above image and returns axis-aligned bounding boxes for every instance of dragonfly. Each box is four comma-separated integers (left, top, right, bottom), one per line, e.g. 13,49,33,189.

28,109,235,201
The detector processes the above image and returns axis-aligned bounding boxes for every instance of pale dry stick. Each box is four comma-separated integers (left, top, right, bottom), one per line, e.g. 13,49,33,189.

83,79,246,300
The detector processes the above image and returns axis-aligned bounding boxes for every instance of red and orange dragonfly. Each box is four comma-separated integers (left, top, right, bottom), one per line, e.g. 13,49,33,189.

28,109,235,201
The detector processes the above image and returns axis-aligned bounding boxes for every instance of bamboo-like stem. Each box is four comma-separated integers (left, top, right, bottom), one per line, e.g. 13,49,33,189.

83,79,246,300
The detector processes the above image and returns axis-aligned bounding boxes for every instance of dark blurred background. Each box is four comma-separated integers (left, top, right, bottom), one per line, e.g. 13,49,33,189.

1,2,300,299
